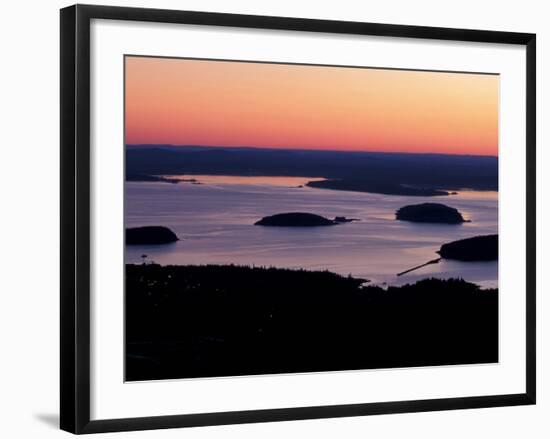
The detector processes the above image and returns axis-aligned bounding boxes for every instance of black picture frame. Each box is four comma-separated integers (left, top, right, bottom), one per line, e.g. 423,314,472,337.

60,4,536,434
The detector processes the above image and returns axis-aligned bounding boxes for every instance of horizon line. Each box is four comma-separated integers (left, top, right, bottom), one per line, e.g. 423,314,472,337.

125,143,498,159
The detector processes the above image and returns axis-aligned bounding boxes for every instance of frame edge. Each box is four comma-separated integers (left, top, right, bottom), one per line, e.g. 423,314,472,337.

61,4,94,434
75,3,534,44
525,34,536,404
78,394,534,434
60,4,78,434
60,4,537,434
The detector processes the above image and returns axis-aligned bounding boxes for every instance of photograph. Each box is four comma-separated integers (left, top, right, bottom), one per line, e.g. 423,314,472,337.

124,55,499,382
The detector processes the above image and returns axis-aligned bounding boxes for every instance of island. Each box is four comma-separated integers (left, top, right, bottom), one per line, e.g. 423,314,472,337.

438,234,498,261
255,212,338,227
126,226,179,245
395,203,468,224
306,179,450,196
126,173,179,184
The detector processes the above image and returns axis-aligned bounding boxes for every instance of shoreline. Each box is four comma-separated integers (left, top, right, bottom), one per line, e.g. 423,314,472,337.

126,174,499,197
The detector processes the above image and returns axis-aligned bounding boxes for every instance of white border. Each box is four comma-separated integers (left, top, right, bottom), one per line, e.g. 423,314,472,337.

90,19,526,420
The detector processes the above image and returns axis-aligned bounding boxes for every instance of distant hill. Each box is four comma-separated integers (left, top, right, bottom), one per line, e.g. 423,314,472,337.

125,145,498,192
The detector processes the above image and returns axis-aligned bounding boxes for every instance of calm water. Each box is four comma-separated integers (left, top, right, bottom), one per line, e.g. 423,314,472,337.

125,176,498,288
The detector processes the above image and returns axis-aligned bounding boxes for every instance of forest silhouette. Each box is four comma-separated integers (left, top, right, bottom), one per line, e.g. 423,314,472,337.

126,264,498,381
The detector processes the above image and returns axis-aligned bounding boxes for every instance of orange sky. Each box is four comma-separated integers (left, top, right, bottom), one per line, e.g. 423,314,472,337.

125,56,498,156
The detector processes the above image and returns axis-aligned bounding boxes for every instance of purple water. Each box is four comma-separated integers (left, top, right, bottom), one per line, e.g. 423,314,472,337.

125,176,498,288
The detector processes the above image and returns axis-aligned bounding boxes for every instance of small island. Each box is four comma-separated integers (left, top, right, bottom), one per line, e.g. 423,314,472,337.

397,234,498,276
126,174,179,184
126,226,179,245
126,174,201,184
438,234,498,261
396,203,468,224
255,212,337,227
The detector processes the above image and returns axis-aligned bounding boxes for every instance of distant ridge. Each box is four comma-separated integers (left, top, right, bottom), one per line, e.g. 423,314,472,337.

126,143,498,159
126,145,498,193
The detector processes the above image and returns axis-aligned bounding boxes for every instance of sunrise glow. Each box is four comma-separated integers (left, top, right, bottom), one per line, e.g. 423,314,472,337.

125,56,498,156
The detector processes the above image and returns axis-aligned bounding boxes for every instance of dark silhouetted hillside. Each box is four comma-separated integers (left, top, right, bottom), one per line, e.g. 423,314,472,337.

126,264,498,381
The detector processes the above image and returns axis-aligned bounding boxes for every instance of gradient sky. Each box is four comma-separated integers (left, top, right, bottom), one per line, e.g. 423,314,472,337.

125,56,499,156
